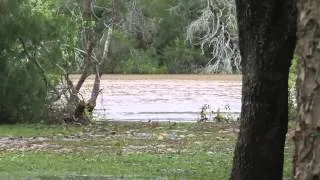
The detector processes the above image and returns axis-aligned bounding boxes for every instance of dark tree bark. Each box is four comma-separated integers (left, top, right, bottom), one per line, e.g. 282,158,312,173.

293,0,320,179
231,1,297,180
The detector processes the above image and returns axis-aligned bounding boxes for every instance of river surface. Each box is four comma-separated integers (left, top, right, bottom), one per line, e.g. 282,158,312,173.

72,75,242,122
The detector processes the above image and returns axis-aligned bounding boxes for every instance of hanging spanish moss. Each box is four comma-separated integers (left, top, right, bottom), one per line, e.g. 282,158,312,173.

186,0,240,73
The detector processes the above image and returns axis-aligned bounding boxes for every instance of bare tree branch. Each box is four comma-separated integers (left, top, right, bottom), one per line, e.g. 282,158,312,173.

18,36,49,86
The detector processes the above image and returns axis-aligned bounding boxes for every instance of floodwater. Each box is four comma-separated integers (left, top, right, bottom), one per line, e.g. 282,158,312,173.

71,75,242,122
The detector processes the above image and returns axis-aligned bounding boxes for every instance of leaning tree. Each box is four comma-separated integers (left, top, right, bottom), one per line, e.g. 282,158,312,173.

230,0,297,180
51,0,116,124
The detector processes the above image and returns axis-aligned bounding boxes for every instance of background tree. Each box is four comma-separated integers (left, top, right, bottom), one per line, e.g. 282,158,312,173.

230,1,297,180
0,0,75,123
293,0,320,179
186,0,240,73
56,0,236,75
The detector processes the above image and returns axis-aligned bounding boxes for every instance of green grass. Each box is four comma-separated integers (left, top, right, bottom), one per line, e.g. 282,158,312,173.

0,122,293,180
0,151,233,179
0,124,82,137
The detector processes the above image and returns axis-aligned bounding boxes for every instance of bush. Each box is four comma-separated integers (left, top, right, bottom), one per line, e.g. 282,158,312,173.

0,1,75,123
0,63,49,123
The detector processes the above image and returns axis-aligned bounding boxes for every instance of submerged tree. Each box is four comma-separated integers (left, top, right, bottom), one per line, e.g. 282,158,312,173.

186,0,240,73
293,0,320,179
231,0,297,179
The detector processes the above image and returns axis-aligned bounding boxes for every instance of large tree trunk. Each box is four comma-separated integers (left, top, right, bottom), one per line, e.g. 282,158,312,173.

293,0,320,179
230,1,297,180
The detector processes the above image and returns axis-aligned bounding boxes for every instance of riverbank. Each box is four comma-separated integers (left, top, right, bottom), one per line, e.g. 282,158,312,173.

0,122,293,179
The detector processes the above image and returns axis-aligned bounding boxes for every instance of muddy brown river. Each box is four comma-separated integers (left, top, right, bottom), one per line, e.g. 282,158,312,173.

72,75,242,122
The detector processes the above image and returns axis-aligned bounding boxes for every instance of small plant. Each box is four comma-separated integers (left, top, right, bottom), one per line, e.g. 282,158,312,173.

84,107,93,121
224,104,231,111
199,104,210,122
198,104,236,122
214,108,225,122
223,105,232,122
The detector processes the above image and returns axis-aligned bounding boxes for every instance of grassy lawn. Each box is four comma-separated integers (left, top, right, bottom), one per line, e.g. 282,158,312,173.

0,122,293,180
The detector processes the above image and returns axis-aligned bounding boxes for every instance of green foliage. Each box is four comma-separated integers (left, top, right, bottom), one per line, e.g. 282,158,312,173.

0,64,47,123
214,108,225,122
199,104,210,122
104,30,138,73
121,49,166,74
93,0,213,74
288,55,298,120
0,0,76,123
161,38,207,73
198,104,234,122
289,55,298,89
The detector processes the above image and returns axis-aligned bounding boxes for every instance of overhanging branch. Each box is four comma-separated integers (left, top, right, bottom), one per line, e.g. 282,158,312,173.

18,35,49,87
